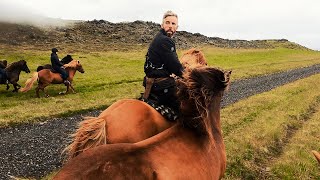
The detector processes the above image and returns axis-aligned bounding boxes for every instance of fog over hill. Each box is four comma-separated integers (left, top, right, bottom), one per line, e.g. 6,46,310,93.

0,1,310,51
0,19,309,52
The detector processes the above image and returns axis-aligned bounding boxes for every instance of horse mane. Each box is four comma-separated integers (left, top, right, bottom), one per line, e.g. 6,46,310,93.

176,66,231,135
65,60,79,69
6,60,26,71
63,117,107,161
61,55,73,64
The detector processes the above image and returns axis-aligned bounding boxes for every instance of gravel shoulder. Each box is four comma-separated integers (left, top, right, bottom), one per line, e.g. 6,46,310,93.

1,64,320,179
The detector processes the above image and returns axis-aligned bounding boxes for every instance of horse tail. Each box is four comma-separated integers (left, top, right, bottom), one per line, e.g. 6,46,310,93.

36,66,44,72
63,117,107,160
20,72,38,92
312,150,320,164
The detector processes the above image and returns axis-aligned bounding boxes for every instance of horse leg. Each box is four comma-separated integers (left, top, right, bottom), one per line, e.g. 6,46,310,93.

36,86,41,98
40,83,50,98
43,87,50,98
69,84,76,93
12,83,19,92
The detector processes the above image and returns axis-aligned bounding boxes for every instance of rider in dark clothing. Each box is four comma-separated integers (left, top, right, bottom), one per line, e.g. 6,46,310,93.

143,11,183,112
0,60,8,84
51,48,70,85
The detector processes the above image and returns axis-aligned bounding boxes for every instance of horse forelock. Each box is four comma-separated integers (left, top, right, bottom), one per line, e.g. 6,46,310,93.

176,67,230,134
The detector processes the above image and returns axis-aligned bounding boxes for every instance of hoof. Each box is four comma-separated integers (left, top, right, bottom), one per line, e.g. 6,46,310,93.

59,92,66,95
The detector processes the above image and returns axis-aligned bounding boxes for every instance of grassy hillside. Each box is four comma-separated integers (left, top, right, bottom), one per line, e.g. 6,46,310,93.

0,46,320,126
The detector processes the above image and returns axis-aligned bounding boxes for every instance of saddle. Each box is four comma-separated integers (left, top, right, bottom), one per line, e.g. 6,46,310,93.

141,77,179,121
140,96,178,122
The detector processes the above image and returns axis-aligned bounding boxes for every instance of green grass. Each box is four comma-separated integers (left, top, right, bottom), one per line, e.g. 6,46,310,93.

0,46,320,126
221,74,320,179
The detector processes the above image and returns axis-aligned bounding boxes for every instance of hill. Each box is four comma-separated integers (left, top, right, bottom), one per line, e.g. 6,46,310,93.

0,20,309,51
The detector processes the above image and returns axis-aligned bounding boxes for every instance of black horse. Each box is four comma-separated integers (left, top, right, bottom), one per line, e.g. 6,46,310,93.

0,60,31,92
36,55,73,72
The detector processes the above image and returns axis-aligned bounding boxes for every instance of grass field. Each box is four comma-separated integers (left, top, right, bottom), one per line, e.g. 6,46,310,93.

222,74,320,179
0,46,320,126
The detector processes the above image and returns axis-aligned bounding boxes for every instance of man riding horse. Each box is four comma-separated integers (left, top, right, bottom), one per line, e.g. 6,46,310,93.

51,48,70,86
143,11,183,121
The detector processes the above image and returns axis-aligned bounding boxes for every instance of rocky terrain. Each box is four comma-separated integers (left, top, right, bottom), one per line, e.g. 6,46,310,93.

0,20,308,51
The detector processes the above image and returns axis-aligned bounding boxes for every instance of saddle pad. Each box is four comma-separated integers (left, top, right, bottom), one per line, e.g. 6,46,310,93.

141,98,178,121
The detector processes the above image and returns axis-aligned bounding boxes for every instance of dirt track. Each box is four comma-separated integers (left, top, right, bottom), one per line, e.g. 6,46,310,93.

0,64,320,179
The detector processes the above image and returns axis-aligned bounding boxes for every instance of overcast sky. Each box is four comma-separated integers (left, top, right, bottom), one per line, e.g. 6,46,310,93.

1,0,320,50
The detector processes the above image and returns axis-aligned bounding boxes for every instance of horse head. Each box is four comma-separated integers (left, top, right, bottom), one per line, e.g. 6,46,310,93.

180,48,208,69
176,66,231,135
65,60,85,73
20,60,31,73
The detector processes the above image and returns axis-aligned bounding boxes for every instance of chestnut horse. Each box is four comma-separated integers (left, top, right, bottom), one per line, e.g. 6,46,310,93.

20,60,84,97
64,49,208,159
0,60,31,92
54,66,231,179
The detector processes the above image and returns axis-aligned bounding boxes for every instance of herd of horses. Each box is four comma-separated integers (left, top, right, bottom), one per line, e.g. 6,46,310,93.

0,55,84,97
1,49,319,179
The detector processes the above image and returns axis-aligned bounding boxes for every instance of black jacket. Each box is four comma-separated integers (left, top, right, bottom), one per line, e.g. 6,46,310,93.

144,29,183,78
51,52,63,70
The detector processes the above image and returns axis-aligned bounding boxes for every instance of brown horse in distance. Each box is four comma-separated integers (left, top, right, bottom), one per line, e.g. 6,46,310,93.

0,60,31,92
54,66,231,179
64,49,208,159
20,60,84,97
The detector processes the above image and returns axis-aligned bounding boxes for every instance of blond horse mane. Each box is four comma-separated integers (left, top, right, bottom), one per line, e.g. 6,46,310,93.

63,117,107,161
65,60,78,69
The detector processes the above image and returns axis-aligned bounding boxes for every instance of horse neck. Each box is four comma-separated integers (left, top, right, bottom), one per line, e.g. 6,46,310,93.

206,92,223,143
67,68,76,80
6,64,22,74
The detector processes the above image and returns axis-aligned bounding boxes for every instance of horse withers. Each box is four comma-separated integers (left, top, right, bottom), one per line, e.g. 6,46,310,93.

20,60,84,97
0,60,30,92
64,48,208,159
54,66,232,179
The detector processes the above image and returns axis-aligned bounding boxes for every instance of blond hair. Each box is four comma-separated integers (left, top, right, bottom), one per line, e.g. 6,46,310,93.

162,10,178,23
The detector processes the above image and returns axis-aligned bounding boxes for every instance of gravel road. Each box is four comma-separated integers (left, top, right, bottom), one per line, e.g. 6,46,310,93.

1,64,320,179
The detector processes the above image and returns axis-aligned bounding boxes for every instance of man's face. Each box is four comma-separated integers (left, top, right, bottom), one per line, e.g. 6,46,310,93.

161,16,178,38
